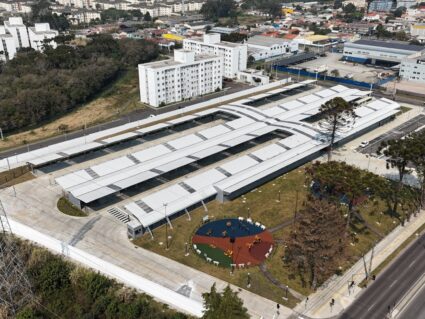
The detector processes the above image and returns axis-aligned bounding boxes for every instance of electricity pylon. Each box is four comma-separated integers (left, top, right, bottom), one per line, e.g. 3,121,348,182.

0,200,33,317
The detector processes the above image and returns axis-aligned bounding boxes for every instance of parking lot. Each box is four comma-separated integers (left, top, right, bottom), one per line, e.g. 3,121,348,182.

356,113,425,154
296,53,395,83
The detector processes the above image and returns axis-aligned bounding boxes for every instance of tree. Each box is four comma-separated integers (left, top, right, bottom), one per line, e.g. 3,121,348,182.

343,3,356,13
202,284,249,319
410,39,422,46
318,97,356,161
394,6,406,17
30,0,51,21
285,197,346,289
378,138,412,216
376,24,392,38
306,161,381,232
0,35,158,133
221,32,247,43
395,30,408,41
144,11,152,21
407,131,425,208
200,0,238,20
329,69,340,77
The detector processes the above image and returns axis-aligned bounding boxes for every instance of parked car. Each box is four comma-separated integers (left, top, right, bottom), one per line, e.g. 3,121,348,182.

360,141,369,148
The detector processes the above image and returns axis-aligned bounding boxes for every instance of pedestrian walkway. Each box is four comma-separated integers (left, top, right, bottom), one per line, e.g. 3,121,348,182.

293,209,425,318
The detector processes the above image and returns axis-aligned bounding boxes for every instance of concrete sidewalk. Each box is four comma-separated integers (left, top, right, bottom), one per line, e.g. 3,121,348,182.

293,209,425,318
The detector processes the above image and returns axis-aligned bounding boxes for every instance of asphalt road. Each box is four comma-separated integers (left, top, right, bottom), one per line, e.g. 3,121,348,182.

356,114,425,155
0,82,248,159
339,232,425,319
398,283,425,319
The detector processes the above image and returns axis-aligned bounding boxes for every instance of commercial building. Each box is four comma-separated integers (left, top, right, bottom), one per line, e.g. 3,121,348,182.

28,23,59,51
246,35,298,61
343,39,425,66
183,33,247,78
399,56,425,83
138,50,223,107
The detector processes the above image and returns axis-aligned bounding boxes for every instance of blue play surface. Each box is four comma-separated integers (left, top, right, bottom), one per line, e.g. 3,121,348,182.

196,218,263,238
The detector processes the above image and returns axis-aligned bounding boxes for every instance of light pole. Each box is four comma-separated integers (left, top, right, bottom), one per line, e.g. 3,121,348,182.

0,127,3,140
164,203,169,250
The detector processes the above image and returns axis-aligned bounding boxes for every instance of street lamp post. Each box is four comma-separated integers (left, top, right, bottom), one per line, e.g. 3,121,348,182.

164,203,169,250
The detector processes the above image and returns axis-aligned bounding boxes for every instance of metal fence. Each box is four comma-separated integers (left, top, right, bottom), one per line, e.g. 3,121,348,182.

274,66,395,89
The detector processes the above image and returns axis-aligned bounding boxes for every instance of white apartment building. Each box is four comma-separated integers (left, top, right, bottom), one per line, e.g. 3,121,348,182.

0,26,17,61
183,33,247,78
0,17,58,61
0,0,32,13
138,50,223,107
399,56,425,83
4,17,29,49
28,23,59,51
246,35,298,61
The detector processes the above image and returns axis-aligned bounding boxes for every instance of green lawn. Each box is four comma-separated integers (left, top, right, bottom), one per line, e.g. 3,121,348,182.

134,165,402,308
57,197,87,217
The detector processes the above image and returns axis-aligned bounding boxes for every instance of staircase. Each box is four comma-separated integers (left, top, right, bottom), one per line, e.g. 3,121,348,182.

107,207,130,223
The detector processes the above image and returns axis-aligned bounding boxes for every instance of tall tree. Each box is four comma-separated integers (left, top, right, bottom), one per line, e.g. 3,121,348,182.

306,161,381,232
318,97,356,161
202,284,249,319
200,0,238,21
378,138,412,216
285,197,346,289
408,130,425,208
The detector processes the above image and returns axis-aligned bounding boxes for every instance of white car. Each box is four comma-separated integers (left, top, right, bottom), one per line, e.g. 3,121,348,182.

149,114,156,118
360,141,369,148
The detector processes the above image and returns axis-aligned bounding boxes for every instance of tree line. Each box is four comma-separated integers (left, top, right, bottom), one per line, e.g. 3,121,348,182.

0,35,159,133
9,237,249,319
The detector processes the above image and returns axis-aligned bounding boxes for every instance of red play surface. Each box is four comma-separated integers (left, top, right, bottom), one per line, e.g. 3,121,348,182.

192,231,274,266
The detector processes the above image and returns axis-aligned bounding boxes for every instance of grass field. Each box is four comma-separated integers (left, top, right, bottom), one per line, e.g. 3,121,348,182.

0,68,145,152
0,165,34,188
134,164,402,307
57,197,88,217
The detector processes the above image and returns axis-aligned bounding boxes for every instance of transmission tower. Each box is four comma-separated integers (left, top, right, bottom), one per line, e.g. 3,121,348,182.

0,200,33,317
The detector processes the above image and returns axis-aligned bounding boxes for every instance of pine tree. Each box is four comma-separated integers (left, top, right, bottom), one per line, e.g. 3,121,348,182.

306,161,382,231
378,138,412,216
202,284,249,319
318,97,356,161
285,197,346,289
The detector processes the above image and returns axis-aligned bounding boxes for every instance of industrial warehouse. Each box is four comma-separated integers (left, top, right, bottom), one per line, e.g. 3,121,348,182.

0,80,399,239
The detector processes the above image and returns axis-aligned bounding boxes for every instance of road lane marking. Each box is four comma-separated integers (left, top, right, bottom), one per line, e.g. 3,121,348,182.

408,258,417,268
389,279,399,288
367,302,377,312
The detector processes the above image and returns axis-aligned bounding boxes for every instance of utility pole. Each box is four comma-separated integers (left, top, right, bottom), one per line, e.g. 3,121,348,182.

0,200,33,316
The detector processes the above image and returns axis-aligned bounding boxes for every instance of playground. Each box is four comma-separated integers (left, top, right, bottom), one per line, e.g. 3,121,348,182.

192,218,274,268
